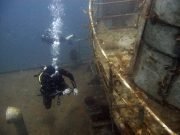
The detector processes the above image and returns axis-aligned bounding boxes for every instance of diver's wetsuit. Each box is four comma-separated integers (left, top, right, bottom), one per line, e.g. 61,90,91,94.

40,68,77,96
39,72,56,95
39,68,76,109
52,68,77,93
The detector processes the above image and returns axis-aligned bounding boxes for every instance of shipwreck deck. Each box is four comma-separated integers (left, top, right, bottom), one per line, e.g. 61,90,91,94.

89,0,180,134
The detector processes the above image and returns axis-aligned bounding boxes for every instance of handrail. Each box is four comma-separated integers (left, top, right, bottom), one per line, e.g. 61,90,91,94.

93,0,137,5
89,0,177,134
89,1,109,61
98,13,138,19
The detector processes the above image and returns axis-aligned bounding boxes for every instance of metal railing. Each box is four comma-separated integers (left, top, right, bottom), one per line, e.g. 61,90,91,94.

92,0,140,28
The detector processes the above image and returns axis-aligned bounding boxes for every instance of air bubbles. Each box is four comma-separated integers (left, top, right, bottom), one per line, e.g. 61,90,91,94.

49,0,64,69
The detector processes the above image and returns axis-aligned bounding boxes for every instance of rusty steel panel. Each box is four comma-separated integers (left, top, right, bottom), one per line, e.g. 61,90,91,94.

134,44,180,109
134,44,173,100
167,76,180,109
134,0,180,109
143,21,179,57
153,0,180,27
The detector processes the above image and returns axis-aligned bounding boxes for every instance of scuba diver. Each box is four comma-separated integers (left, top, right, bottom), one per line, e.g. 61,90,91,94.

41,30,83,45
36,65,78,109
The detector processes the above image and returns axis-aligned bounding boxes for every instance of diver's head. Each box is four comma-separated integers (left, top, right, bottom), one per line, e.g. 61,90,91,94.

43,65,55,75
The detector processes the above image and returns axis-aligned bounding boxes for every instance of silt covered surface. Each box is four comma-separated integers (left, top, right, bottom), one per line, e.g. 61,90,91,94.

0,65,102,135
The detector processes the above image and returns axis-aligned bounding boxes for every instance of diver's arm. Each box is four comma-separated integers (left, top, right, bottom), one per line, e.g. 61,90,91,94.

59,69,77,88
49,89,71,96
59,69,78,95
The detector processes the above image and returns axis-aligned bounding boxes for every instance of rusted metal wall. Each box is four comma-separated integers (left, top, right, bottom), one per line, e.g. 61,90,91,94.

154,0,180,27
134,0,180,108
144,21,179,57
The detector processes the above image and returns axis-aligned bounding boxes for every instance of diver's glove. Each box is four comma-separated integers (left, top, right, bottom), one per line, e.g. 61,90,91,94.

62,88,71,95
73,88,78,96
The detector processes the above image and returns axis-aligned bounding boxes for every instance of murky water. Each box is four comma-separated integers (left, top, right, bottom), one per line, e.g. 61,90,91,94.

0,0,91,73
0,0,102,135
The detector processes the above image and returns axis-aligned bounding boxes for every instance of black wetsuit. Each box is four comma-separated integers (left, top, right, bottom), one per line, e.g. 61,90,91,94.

52,68,77,92
40,68,77,96
40,72,56,95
